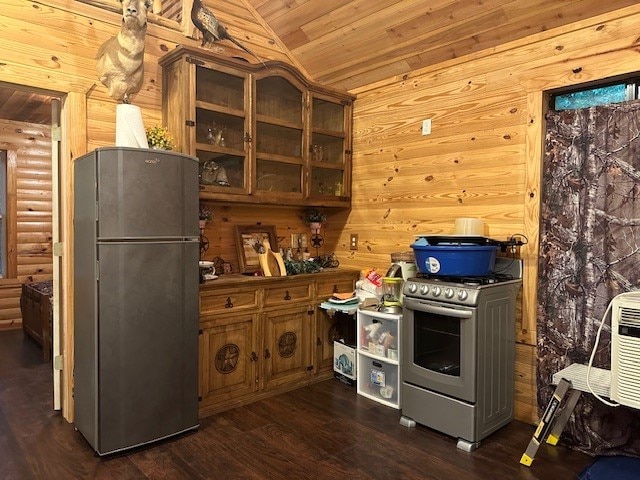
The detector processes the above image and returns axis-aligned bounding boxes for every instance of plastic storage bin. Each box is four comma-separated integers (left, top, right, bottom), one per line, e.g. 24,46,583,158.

411,244,498,276
358,310,399,360
357,354,400,408
356,307,401,409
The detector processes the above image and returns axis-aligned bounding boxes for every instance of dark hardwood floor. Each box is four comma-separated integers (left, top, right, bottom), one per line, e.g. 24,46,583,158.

0,329,593,480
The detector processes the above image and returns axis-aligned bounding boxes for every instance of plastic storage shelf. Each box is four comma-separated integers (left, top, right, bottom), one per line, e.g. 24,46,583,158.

356,307,402,409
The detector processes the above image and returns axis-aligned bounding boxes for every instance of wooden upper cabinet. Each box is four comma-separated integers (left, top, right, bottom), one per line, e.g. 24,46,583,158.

159,45,354,206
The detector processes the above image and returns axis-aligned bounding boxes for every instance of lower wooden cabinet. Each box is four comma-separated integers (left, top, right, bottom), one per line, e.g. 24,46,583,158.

199,314,259,407
314,275,359,374
262,304,313,391
198,269,357,417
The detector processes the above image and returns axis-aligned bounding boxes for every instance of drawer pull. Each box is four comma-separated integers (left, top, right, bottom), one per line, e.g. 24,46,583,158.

264,348,271,359
373,361,383,368
225,297,234,308
250,351,258,362
284,290,291,301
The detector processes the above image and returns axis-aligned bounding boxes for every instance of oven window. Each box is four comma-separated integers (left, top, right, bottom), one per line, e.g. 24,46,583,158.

413,310,461,376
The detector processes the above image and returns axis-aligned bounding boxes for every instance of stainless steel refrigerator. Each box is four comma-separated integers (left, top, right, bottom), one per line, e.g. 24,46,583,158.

73,147,200,456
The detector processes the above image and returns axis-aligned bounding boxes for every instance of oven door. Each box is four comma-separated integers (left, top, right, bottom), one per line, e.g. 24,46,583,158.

402,297,476,403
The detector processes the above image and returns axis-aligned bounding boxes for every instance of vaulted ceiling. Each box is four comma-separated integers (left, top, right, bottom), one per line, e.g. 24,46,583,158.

247,0,640,92
3,0,640,125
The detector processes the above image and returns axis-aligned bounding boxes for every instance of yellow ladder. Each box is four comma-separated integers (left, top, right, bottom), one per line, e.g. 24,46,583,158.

520,378,582,466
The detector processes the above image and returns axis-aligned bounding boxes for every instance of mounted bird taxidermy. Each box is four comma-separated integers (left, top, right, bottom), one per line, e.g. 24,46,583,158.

190,0,265,66
96,0,152,104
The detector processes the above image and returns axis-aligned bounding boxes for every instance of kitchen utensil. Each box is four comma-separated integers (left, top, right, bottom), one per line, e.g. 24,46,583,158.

258,239,286,276
411,243,498,276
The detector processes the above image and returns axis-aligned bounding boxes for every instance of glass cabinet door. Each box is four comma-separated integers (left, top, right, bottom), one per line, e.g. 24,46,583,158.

310,97,348,198
254,76,304,197
195,66,249,194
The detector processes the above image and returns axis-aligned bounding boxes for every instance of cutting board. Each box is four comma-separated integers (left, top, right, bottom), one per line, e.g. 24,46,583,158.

258,240,286,276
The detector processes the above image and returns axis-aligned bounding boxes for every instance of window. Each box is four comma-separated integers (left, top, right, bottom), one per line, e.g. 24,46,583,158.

551,78,640,110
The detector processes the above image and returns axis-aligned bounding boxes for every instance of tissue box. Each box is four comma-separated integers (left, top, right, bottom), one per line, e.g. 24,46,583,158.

333,340,357,385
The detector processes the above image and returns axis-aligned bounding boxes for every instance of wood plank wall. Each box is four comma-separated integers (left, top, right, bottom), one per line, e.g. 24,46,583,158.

0,119,52,330
199,202,341,272
329,4,640,423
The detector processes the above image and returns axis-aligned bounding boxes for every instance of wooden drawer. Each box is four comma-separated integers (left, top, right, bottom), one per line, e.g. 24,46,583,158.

316,274,356,300
200,287,259,315
264,283,312,307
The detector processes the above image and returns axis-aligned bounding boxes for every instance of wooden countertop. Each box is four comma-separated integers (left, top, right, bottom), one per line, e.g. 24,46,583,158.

199,268,359,290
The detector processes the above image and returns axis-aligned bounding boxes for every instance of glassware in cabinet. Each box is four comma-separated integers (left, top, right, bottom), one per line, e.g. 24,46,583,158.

309,95,351,201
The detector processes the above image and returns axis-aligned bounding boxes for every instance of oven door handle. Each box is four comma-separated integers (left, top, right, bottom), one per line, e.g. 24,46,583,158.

404,298,473,319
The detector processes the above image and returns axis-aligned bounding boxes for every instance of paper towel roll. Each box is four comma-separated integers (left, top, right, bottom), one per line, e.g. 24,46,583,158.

115,104,149,148
454,217,485,236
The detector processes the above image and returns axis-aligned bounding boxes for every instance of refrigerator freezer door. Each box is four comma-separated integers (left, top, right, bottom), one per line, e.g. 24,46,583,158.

95,148,199,239
96,240,199,454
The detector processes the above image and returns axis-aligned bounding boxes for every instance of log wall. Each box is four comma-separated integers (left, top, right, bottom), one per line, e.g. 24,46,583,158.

330,4,640,423
0,119,52,330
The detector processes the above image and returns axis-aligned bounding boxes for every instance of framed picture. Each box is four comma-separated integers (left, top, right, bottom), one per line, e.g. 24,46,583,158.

234,225,278,274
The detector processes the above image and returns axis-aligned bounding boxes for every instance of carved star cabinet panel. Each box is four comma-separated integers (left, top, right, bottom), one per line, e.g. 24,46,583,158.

199,315,258,408
160,45,354,207
262,304,312,391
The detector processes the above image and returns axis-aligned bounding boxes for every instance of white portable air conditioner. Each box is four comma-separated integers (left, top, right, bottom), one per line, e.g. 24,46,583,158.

610,292,640,409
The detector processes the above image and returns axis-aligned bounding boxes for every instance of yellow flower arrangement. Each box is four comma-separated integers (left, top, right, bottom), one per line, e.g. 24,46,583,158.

145,125,175,150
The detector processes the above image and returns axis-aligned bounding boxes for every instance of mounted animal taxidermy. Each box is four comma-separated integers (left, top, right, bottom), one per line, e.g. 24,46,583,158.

190,0,265,66
96,0,152,104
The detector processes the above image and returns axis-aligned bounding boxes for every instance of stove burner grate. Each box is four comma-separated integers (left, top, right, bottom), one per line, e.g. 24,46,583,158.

415,272,515,285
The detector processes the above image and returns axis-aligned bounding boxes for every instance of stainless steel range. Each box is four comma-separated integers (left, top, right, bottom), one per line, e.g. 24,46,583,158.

399,257,522,451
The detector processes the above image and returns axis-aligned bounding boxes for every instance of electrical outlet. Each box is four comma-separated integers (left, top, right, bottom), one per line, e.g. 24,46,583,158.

421,118,432,136
350,234,358,250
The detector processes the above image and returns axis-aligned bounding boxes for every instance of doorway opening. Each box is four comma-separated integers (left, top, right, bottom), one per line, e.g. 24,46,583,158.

0,83,62,409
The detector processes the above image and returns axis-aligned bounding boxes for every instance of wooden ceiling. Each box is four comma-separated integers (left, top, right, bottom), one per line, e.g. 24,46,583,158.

0,85,52,125
2,0,639,124
247,0,640,92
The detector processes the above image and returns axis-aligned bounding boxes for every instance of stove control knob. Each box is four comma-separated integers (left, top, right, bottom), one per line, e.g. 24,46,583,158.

419,285,429,295
432,286,442,297
444,288,454,299
408,283,418,294
458,290,468,301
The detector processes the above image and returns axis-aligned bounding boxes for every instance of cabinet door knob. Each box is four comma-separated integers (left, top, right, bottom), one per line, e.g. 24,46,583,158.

250,351,258,362
244,132,252,143
264,348,271,359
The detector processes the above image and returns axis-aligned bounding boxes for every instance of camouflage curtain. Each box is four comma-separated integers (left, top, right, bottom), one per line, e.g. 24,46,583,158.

538,101,640,456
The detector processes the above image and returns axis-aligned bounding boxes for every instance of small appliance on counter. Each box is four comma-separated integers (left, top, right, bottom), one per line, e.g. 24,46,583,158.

380,277,403,314
379,251,416,313
386,251,417,280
